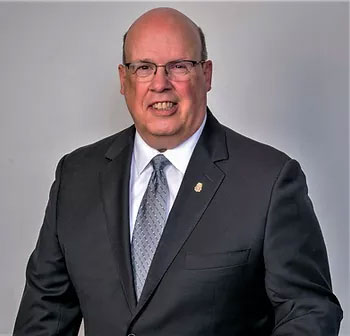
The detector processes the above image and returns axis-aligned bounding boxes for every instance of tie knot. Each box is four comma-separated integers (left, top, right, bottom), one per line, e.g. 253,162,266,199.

151,154,170,172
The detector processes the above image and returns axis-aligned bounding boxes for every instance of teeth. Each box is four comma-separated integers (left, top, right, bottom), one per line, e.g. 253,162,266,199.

152,102,174,110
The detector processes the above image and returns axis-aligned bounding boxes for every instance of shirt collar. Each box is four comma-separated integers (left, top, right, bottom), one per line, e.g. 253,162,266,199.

133,113,207,176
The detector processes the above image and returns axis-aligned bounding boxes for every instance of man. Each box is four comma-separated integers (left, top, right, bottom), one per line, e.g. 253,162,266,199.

14,7,342,335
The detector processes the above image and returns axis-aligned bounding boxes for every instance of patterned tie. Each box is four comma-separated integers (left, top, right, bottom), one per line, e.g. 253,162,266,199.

131,154,170,300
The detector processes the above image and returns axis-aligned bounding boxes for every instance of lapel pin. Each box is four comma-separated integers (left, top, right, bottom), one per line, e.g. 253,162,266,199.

194,182,203,193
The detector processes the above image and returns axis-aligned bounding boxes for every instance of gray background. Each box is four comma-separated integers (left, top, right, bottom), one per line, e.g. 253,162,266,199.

0,2,348,335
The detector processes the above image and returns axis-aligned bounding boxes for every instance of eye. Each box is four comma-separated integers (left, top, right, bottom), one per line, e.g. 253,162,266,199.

169,61,191,74
137,64,152,71
174,62,187,69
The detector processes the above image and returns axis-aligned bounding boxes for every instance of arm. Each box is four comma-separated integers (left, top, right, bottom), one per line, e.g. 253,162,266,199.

264,159,343,335
14,156,82,335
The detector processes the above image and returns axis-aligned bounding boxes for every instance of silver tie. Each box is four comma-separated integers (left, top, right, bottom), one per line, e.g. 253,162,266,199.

131,154,170,300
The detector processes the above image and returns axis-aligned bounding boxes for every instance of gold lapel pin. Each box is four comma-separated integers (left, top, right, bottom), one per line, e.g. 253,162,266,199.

194,182,203,193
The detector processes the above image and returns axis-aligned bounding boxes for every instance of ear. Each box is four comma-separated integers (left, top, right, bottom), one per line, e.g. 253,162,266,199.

118,64,126,95
203,60,213,92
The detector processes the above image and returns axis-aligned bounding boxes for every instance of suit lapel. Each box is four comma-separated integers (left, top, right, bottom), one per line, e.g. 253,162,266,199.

134,111,228,316
99,126,137,312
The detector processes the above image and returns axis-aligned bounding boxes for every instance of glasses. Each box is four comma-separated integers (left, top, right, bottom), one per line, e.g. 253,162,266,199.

124,60,205,82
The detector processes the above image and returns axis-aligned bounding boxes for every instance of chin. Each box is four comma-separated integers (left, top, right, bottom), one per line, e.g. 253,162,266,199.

150,128,179,137
147,122,182,137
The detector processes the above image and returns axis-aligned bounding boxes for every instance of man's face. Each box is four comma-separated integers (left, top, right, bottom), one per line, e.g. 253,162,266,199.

119,13,212,149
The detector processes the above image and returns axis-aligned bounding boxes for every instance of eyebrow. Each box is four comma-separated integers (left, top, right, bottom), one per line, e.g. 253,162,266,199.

138,59,154,63
135,59,185,64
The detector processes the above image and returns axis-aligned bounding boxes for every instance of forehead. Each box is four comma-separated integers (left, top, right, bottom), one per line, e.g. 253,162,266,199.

125,15,201,62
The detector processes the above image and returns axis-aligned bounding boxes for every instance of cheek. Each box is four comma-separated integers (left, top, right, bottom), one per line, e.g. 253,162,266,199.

126,79,137,96
125,82,146,107
184,88,203,112
176,82,197,105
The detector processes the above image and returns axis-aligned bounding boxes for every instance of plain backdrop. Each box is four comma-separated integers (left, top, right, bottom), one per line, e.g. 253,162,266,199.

0,2,348,335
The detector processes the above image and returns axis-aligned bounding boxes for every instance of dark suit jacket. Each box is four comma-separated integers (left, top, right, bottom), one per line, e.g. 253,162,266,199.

14,111,342,335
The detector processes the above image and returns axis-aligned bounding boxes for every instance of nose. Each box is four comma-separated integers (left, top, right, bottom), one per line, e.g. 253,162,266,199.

149,66,172,92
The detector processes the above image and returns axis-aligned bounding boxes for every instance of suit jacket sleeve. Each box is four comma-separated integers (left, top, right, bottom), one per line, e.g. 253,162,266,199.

264,159,343,335
13,156,82,335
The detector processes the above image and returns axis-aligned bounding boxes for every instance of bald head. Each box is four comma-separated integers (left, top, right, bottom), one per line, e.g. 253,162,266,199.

118,7,212,150
122,8,207,64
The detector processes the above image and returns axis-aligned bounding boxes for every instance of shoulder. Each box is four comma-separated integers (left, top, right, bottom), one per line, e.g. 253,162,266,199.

218,124,292,183
223,125,290,165
205,111,291,172
60,125,135,173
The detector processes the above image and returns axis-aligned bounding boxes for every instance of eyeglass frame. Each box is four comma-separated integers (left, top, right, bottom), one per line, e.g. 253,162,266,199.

123,59,206,81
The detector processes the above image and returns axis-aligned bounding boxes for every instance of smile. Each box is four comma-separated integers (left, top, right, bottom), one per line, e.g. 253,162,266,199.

151,101,176,110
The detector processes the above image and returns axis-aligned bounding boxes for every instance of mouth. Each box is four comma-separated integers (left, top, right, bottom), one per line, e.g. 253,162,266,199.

150,101,178,111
